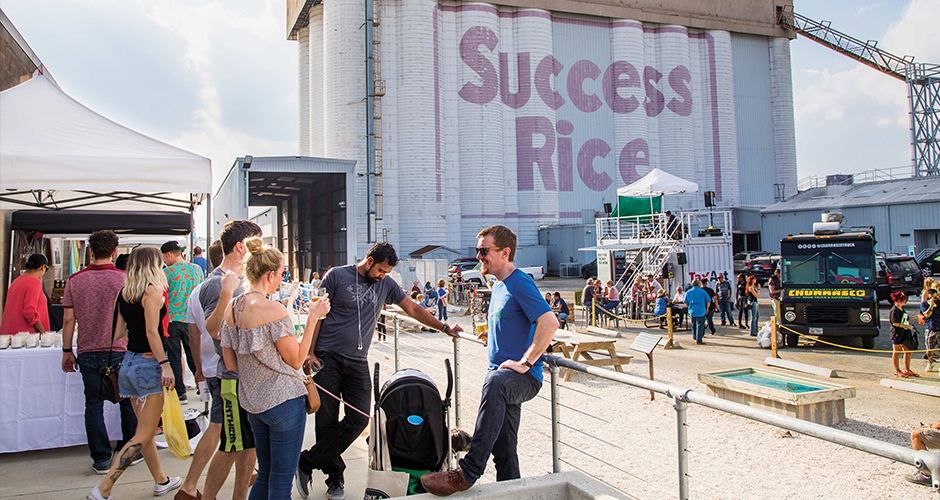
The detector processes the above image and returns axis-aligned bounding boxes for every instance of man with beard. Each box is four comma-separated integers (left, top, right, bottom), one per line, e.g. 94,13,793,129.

295,242,463,500
420,225,558,496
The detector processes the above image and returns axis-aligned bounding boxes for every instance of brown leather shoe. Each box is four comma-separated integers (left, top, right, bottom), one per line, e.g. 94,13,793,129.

420,468,473,497
173,489,202,500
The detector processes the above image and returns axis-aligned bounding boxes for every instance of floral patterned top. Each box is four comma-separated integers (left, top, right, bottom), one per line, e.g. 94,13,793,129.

220,314,306,414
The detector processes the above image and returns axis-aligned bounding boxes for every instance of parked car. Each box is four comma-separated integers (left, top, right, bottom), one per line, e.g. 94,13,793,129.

448,257,479,279
744,254,779,284
919,248,940,277
733,251,771,274
581,259,597,279
463,263,544,283
876,253,925,302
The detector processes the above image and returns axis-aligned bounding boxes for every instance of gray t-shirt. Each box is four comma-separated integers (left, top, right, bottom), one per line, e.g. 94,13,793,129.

315,265,407,360
199,267,244,380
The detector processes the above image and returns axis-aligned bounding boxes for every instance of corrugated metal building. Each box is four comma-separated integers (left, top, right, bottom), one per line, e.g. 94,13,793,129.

287,0,797,259
760,177,940,255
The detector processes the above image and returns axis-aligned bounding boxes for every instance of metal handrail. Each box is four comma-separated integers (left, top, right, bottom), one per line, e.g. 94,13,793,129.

543,354,940,498
375,311,940,497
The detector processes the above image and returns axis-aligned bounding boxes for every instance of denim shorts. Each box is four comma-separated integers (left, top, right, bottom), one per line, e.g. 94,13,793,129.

118,351,163,399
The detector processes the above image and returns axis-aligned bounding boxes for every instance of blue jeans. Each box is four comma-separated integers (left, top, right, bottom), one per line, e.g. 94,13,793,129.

749,302,760,336
77,352,138,464
248,396,307,500
437,299,448,321
718,300,734,325
691,316,706,343
459,369,541,483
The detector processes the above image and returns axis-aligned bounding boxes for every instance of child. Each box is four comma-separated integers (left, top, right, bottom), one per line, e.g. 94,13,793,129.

653,289,670,329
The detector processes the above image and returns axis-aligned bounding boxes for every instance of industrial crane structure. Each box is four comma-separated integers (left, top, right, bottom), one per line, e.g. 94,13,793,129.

777,6,940,177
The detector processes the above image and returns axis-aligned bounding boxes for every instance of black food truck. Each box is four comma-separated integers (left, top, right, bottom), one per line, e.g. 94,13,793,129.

778,215,879,349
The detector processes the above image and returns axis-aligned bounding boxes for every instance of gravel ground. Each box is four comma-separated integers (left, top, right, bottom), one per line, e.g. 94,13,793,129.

372,296,940,500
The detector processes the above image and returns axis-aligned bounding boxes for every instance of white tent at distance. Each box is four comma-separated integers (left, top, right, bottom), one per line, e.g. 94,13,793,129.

617,168,699,197
0,75,211,211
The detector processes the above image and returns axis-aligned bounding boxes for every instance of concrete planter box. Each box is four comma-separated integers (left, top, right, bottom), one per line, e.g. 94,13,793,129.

698,367,856,426
400,471,635,500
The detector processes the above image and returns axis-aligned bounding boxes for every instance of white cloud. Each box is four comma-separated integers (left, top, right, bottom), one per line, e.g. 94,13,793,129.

856,3,882,17
135,0,297,185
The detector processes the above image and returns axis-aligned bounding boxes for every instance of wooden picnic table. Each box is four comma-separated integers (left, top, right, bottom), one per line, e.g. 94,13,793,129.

548,331,633,381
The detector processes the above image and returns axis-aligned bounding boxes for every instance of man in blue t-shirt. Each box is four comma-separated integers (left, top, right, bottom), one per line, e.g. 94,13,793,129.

421,226,558,496
684,280,711,345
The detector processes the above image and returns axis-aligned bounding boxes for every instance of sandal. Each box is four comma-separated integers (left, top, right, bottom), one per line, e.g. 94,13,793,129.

905,370,919,377
895,371,909,378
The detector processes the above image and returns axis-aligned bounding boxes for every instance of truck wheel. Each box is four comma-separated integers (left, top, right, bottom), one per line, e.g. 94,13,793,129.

786,333,799,347
861,336,875,350
528,274,534,280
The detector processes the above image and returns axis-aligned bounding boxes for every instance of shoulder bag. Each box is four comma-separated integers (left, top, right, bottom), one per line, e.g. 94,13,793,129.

100,290,125,404
231,296,320,414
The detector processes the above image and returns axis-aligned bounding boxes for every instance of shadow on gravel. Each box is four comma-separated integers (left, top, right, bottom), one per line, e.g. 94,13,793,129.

835,419,911,447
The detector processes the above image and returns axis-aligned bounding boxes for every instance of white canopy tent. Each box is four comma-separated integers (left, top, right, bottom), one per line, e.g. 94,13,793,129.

617,168,699,214
0,75,211,211
617,168,699,197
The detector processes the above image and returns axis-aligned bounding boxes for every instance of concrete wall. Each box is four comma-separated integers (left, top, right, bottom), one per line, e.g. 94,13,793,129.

288,0,793,39
0,20,38,91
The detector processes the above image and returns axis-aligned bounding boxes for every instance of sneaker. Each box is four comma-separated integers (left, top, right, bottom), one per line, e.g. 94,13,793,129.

178,395,189,405
926,361,934,372
154,476,183,497
904,471,932,486
294,467,311,499
88,486,111,500
92,460,111,475
326,479,345,500
130,453,145,466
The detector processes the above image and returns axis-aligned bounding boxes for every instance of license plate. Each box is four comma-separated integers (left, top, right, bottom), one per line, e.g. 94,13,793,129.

809,327,824,335
904,276,912,282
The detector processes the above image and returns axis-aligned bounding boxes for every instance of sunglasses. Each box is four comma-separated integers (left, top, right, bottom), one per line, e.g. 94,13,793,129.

281,270,289,279
475,247,502,257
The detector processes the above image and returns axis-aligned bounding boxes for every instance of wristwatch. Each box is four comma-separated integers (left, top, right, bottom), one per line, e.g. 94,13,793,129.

521,359,533,368
440,323,450,334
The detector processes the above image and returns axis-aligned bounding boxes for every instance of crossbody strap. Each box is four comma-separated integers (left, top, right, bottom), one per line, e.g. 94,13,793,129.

104,289,122,375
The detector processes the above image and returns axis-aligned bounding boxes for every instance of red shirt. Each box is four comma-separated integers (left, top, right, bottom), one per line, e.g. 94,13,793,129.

62,264,127,354
0,274,49,334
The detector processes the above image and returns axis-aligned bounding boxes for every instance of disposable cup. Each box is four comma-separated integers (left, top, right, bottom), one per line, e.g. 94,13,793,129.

25,333,40,348
10,335,24,348
0,335,10,348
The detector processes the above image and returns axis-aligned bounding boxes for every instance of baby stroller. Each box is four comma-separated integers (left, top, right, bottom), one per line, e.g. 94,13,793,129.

365,361,453,499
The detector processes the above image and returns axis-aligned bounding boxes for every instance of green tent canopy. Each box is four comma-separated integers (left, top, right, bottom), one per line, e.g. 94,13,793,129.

610,195,662,217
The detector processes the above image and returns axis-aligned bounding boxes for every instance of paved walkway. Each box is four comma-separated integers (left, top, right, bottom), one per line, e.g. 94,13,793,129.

0,394,370,500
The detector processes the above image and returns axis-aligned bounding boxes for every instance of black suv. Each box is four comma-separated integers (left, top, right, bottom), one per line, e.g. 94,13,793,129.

744,255,779,284
920,248,940,277
876,254,925,302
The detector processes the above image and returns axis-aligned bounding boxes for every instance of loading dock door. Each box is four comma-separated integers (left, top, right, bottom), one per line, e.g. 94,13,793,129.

249,171,347,279
214,156,357,281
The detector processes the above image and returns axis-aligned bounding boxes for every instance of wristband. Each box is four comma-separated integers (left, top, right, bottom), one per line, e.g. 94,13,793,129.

440,323,450,334
158,359,170,366
521,359,533,368
62,347,73,353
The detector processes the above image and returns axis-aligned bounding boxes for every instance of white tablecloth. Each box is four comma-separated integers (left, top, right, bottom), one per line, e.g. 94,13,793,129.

0,346,121,453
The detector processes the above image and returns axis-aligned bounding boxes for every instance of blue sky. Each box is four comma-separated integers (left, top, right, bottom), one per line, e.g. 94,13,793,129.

789,0,939,180
3,0,937,190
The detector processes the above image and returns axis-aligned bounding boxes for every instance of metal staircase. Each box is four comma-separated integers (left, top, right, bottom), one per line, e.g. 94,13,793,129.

617,223,680,306
777,6,940,177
